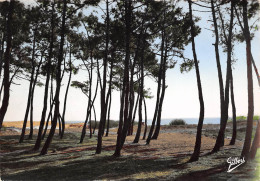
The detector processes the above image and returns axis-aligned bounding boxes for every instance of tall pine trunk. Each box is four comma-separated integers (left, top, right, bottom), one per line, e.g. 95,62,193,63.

146,22,164,145
28,53,43,140
212,1,234,153
114,0,131,157
34,2,55,150
152,41,167,140
40,0,67,155
188,0,205,162
96,0,110,154
249,119,260,160
60,48,72,139
229,69,236,145
0,0,14,130
211,0,225,141
241,0,254,159
142,97,147,140
20,31,36,142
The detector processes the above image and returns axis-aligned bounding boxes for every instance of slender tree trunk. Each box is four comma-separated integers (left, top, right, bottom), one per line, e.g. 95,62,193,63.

229,69,236,145
133,40,145,143
20,30,37,142
105,92,112,137
130,93,139,135
92,78,99,135
188,0,205,162
146,24,164,145
0,0,14,130
60,48,72,139
96,0,110,154
212,1,234,154
42,76,54,140
249,119,260,160
92,105,97,135
80,55,98,143
58,115,62,136
114,0,131,157
28,54,43,140
89,106,92,138
40,0,67,155
241,0,254,159
152,40,167,140
142,97,147,140
0,27,6,80
211,0,225,140
34,2,55,150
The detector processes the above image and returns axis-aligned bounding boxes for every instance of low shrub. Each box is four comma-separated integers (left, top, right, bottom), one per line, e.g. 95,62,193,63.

169,119,186,126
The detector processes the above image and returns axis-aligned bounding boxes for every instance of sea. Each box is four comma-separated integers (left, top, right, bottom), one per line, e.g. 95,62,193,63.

66,117,221,126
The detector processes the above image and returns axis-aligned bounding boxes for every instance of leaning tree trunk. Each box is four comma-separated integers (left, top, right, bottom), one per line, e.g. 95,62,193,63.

152,41,167,140
105,52,114,137
188,0,205,162
212,0,234,154
241,0,254,159
129,93,139,135
0,0,14,130
92,105,97,135
40,0,67,155
28,54,43,140
96,0,110,154
41,75,54,140
105,92,112,137
211,0,225,142
142,97,147,140
19,42,36,142
113,0,131,157
133,50,144,143
60,49,72,139
229,68,236,145
146,22,164,145
34,2,55,150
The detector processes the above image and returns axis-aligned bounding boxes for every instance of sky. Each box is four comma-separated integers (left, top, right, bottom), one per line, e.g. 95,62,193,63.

3,0,260,122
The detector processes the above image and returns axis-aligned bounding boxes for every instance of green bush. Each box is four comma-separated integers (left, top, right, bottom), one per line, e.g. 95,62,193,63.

228,115,260,122
169,119,186,126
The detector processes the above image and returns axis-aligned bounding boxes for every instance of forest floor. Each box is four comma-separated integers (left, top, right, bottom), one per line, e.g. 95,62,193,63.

0,121,259,180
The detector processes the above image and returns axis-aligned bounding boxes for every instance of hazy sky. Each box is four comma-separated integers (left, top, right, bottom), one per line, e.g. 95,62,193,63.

4,0,260,122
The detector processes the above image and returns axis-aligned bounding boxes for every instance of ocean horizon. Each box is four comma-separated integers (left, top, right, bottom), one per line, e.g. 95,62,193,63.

65,117,221,125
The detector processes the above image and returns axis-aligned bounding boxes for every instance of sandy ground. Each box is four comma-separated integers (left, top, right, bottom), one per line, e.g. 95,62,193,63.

0,121,258,180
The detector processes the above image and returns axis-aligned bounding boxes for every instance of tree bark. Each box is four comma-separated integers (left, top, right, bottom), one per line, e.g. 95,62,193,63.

96,0,110,154
229,68,236,145
130,93,139,135
114,0,131,157
142,97,147,140
41,75,54,140
152,40,167,140
133,48,144,143
20,31,36,142
40,0,67,155
28,53,43,139
0,0,14,130
34,2,55,150
146,19,164,145
249,119,260,160
188,0,205,162
60,47,72,139
212,0,234,154
211,0,225,141
241,0,254,159
105,92,112,137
